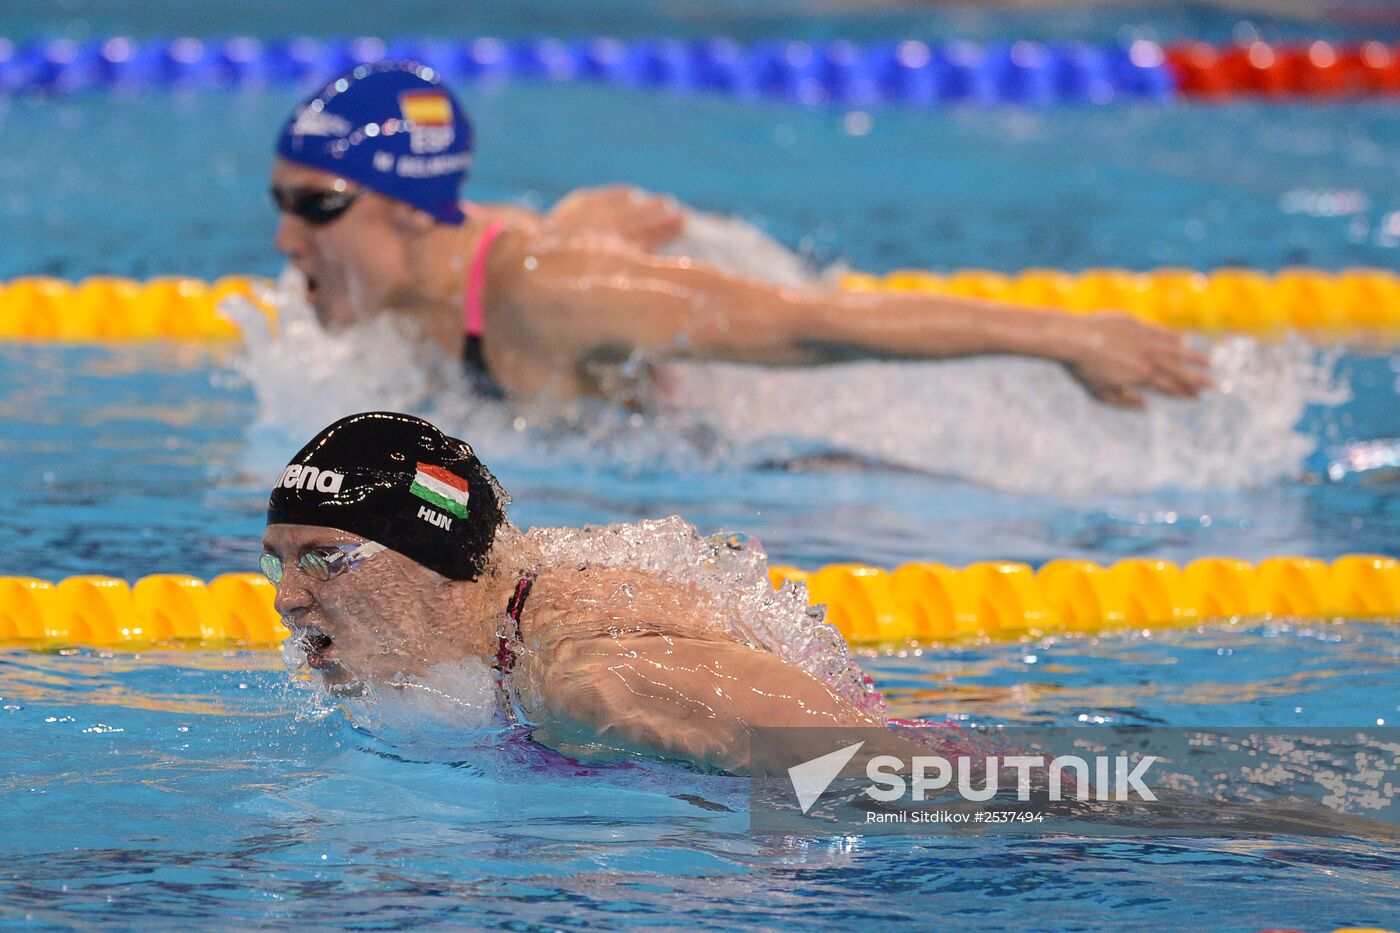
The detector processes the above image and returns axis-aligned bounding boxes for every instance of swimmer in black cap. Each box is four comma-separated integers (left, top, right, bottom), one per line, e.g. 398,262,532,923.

263,411,898,770
271,61,1211,409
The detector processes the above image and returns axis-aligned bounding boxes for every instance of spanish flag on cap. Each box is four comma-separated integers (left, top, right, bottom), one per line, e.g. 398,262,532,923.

277,61,472,226
399,89,453,126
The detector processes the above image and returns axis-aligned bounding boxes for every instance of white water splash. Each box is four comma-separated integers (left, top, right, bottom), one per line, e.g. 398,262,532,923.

280,628,505,751
527,515,885,719
222,271,479,439
660,336,1345,495
337,658,503,750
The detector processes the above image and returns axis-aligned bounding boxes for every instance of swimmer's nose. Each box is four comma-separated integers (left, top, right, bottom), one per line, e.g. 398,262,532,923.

274,212,309,259
273,577,315,619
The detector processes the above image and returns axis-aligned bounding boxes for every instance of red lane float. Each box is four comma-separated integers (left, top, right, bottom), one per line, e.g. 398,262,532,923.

1166,40,1400,99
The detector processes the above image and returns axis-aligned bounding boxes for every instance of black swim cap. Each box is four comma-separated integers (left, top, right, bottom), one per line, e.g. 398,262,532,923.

266,411,508,581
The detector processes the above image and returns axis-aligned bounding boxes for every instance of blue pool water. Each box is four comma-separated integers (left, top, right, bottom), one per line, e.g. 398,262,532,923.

3,1,1400,930
3,629,1399,930
7,88,1400,280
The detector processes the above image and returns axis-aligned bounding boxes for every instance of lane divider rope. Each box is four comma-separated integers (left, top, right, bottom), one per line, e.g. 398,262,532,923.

1,555,1395,650
5,36,1400,104
1,36,1173,105
0,275,272,340
4,269,1399,341
839,267,1400,334
770,554,1400,643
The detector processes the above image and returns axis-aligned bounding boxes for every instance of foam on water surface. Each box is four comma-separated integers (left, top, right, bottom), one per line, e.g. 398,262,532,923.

336,659,505,751
662,336,1345,495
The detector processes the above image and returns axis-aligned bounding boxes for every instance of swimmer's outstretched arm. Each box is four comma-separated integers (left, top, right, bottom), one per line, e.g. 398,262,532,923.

522,632,913,774
495,240,1211,408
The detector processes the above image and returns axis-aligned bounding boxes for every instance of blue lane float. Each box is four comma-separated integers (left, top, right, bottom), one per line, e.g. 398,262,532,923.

0,35,1178,105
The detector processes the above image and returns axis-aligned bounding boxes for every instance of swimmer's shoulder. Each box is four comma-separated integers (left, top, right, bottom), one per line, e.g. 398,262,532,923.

519,563,733,646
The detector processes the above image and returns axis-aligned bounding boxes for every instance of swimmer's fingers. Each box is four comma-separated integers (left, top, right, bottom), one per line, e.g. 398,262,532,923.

1149,345,1215,398
1150,331,1213,375
1148,367,1202,399
1144,356,1203,398
1180,343,1213,372
1071,366,1147,409
1122,322,1213,398
1098,384,1147,410
1174,360,1216,394
1064,314,1209,409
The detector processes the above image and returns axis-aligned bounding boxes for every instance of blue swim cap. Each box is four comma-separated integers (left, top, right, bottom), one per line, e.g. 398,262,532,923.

275,60,472,225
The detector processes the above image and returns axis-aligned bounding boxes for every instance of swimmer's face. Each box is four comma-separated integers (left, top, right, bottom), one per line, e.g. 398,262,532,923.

262,522,464,692
271,159,439,329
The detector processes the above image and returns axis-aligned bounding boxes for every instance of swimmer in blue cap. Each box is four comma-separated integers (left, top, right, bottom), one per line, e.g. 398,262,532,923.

272,61,1211,408
263,411,913,771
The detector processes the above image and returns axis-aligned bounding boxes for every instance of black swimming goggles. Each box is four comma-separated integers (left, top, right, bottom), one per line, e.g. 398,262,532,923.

270,184,365,226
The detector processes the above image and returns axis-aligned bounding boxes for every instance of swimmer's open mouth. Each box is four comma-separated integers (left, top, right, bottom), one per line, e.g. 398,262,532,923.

292,625,337,671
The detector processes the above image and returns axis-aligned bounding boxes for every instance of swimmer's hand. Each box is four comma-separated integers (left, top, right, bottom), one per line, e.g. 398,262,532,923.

548,184,685,252
1059,313,1214,409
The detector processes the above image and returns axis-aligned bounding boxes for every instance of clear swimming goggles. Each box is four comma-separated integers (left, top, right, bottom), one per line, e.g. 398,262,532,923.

259,541,387,584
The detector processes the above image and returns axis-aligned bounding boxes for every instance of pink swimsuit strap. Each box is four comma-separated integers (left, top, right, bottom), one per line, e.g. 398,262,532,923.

493,575,535,678
464,215,507,339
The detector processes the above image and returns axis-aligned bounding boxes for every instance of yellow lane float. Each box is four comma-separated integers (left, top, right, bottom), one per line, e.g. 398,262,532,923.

774,553,1400,644
0,276,273,340
840,267,1400,335
2,269,1398,340
2,555,1394,650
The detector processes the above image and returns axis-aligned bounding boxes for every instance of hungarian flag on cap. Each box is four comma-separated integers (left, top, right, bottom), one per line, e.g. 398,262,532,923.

410,462,470,519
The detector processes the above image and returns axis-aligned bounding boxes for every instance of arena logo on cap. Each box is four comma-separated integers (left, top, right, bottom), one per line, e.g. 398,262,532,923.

409,463,470,519
289,106,352,138
278,464,346,494
398,90,455,155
